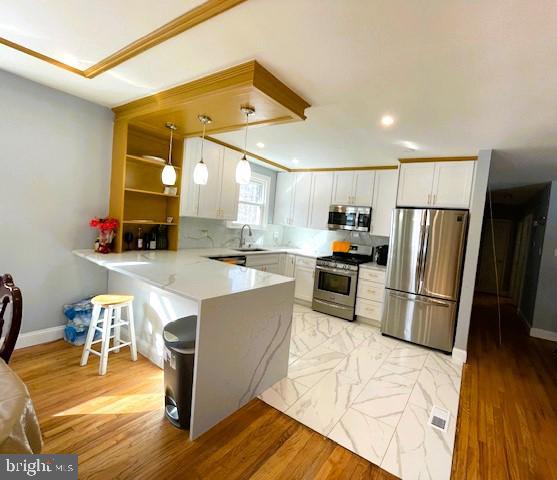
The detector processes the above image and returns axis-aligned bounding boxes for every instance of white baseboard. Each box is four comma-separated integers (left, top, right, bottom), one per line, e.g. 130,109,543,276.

530,328,557,342
451,347,467,364
12,325,65,350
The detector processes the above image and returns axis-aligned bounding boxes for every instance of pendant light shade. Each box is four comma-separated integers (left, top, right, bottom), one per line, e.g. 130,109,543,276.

194,114,212,185
193,161,209,185
236,106,255,185
162,164,177,186
236,155,251,185
162,122,177,186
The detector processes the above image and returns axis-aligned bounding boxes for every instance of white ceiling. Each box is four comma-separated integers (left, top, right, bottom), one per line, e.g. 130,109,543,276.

1,0,557,182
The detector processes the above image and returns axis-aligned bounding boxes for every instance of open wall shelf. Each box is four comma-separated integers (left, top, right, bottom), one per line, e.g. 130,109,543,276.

109,124,182,252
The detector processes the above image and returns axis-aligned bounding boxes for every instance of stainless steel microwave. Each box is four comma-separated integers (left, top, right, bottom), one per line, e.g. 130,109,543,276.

327,205,372,232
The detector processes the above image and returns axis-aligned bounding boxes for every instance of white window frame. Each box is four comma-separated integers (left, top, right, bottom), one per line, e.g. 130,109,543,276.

228,172,271,229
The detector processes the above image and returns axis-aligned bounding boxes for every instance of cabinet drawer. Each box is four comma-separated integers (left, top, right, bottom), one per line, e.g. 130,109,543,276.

357,280,385,303
246,254,280,267
355,298,383,321
295,256,316,269
359,268,386,285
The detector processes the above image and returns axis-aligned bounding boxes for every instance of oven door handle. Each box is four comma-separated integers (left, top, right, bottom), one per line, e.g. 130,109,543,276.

312,298,354,312
315,265,358,277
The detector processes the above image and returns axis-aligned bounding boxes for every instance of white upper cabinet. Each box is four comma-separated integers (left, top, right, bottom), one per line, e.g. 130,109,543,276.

181,138,240,220
397,162,435,207
308,172,333,230
181,138,201,217
219,149,241,220
371,169,398,236
197,140,224,219
431,161,475,208
274,172,296,226
331,172,354,204
352,171,375,205
292,173,312,227
397,161,475,208
332,171,375,206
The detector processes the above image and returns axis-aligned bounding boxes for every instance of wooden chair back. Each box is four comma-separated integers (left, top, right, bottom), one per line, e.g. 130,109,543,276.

0,274,22,363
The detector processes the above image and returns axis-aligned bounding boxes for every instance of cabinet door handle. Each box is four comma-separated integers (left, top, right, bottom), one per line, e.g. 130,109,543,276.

433,194,437,205
427,194,431,205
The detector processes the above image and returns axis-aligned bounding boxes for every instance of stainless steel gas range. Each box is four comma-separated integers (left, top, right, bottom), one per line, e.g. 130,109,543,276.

312,244,373,321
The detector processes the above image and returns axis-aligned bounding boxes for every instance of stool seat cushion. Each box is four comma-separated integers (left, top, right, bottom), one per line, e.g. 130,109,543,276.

91,294,134,306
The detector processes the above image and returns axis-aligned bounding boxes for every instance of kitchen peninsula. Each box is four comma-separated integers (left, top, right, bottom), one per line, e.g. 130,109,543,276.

74,248,294,440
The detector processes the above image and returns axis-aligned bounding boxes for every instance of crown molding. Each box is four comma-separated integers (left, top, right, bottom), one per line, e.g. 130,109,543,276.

0,0,247,79
399,156,478,163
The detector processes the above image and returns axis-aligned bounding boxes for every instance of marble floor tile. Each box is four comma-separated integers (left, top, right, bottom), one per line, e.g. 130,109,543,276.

338,344,391,384
290,327,330,357
424,352,463,378
285,359,367,435
381,402,455,480
314,315,347,338
329,408,395,465
291,311,320,335
259,377,309,411
322,328,365,355
344,321,376,340
408,366,461,417
287,345,346,388
351,367,417,427
288,352,299,365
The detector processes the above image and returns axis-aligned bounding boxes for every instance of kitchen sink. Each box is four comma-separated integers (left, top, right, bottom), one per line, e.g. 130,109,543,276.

233,248,268,252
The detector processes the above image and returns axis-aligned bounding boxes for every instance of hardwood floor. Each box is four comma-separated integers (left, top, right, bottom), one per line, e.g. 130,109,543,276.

11,340,396,479
451,295,557,479
10,295,557,479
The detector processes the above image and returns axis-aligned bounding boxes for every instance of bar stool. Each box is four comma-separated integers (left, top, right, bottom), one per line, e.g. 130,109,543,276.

80,294,138,375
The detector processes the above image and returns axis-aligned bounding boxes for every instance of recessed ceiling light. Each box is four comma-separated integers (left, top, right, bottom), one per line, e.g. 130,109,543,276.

292,158,300,165
381,114,395,127
400,140,418,151
256,142,265,149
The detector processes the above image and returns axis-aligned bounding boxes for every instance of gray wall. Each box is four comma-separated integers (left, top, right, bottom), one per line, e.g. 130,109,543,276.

0,69,113,333
531,181,557,333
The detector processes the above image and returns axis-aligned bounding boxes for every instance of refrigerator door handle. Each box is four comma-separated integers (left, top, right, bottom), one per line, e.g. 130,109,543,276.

417,211,431,294
388,291,450,308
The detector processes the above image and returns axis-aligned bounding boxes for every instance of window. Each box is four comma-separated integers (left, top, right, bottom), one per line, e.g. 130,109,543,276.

235,172,270,227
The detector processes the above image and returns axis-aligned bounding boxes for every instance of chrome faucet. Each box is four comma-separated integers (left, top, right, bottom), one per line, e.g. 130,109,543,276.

239,224,253,248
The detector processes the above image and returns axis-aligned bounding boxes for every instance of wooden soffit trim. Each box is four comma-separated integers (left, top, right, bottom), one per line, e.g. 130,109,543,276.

0,0,247,79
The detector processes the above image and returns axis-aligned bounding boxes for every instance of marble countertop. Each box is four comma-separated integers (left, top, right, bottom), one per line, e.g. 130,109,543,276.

73,249,295,302
360,262,387,271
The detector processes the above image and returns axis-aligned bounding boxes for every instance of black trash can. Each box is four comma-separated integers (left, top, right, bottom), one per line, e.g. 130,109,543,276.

163,315,197,429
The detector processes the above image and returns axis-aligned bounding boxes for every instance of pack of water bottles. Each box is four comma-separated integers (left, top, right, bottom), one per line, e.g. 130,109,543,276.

62,297,102,346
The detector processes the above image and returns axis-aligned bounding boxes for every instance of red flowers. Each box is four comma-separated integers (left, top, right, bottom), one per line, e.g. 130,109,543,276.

89,217,119,232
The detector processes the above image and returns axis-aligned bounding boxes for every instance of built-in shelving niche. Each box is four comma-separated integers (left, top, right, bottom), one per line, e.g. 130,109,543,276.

109,124,183,252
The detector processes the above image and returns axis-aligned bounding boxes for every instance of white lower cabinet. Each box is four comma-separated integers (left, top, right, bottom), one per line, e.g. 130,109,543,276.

245,254,281,273
294,256,316,302
281,254,296,277
355,265,386,324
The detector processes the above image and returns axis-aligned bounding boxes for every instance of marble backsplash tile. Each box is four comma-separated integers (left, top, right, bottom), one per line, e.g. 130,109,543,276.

179,216,389,252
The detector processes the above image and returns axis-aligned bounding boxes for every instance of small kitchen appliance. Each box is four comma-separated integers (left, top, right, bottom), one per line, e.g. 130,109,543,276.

374,244,389,266
312,244,373,320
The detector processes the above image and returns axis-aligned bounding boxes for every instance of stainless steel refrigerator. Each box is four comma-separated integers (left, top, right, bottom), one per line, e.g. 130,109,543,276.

381,208,469,352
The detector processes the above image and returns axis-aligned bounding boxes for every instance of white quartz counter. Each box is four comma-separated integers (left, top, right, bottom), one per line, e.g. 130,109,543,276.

73,249,296,302
360,262,387,272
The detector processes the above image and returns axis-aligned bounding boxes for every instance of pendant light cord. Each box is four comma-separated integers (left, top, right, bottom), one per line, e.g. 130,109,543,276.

200,120,206,163
168,127,173,166
243,112,249,157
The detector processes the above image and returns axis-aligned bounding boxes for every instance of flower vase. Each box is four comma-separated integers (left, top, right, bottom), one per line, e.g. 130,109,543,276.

97,230,115,254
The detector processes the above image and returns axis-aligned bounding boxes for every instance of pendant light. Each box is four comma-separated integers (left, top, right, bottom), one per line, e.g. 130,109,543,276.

162,122,178,186
236,106,254,185
193,115,212,185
